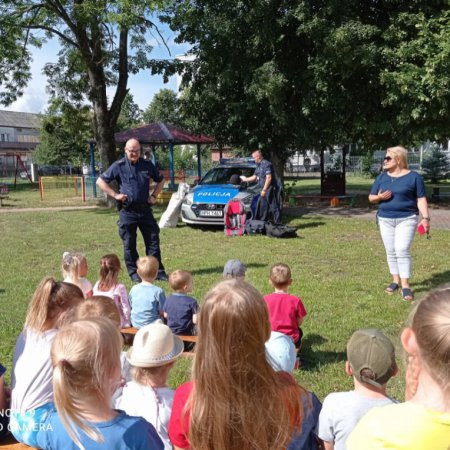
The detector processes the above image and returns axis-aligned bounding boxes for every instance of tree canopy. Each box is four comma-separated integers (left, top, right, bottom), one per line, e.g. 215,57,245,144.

142,88,182,126
116,93,143,131
161,0,450,169
0,0,166,167
34,99,92,167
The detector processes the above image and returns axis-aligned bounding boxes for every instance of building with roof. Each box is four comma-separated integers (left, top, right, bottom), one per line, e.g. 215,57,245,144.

0,110,41,177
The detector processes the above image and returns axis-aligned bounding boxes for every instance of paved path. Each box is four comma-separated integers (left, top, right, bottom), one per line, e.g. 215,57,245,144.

0,205,98,214
286,206,450,230
1,204,449,230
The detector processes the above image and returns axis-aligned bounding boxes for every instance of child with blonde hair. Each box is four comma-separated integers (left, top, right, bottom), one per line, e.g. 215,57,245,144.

62,251,93,298
36,318,164,450
163,270,198,345
129,256,166,328
10,277,84,447
264,263,307,348
72,296,121,325
93,254,131,328
117,323,184,450
70,296,132,403
347,288,450,449
169,279,307,450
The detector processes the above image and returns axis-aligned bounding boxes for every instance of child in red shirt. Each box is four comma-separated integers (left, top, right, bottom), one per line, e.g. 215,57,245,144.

264,263,307,348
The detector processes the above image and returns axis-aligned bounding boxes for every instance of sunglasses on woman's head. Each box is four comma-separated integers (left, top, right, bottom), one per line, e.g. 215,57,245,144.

383,156,392,161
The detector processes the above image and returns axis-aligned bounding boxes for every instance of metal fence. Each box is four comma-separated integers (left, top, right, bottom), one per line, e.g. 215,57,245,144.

285,153,431,176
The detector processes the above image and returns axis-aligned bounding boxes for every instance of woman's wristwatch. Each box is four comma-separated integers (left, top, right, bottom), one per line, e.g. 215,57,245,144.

422,216,430,221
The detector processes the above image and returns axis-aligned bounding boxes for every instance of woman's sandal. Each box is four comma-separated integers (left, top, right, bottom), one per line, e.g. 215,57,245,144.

402,288,414,302
385,283,399,294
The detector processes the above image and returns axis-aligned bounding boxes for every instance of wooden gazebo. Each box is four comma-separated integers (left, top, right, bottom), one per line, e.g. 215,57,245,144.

115,122,215,189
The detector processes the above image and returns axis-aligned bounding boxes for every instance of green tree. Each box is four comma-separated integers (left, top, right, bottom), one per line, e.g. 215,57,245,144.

0,0,165,168
116,93,143,131
422,145,450,184
34,99,92,167
142,89,181,125
381,10,450,142
155,145,197,171
160,1,449,176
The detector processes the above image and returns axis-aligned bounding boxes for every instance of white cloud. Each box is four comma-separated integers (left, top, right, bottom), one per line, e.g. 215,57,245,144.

7,88,48,114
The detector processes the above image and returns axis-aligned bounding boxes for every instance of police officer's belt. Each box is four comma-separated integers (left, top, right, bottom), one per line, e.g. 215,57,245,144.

123,202,150,213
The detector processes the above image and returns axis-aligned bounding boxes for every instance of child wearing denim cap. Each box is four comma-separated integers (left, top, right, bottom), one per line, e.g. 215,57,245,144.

223,259,246,279
317,328,398,450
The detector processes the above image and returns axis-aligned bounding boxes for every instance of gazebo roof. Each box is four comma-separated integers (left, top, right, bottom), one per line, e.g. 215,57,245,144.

114,122,215,145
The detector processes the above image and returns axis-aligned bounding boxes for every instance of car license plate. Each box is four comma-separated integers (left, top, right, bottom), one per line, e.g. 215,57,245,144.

199,210,223,217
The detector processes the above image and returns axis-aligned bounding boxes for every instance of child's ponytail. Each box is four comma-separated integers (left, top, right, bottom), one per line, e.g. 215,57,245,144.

62,252,84,285
411,287,450,398
51,318,123,449
98,254,121,291
24,277,84,333
53,358,101,450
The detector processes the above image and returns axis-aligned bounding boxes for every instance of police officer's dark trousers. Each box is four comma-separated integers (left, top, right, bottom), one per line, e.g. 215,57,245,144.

258,186,281,224
118,205,165,278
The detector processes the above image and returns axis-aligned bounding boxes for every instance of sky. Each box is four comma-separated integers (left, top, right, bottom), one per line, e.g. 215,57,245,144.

4,19,191,115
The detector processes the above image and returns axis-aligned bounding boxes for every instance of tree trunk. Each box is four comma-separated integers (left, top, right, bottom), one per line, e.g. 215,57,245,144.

92,106,117,168
268,149,285,184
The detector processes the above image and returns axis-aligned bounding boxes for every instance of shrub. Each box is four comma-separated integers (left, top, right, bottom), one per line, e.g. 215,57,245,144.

422,146,450,183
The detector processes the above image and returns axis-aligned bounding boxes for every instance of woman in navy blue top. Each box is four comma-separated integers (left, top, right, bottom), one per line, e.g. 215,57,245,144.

368,146,430,301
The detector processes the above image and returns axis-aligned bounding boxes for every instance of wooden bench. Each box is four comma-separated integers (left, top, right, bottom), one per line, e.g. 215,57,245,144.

120,327,197,356
0,434,34,449
0,184,9,208
287,194,356,207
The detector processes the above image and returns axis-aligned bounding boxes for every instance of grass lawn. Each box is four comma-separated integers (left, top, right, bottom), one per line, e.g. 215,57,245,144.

1,201,449,402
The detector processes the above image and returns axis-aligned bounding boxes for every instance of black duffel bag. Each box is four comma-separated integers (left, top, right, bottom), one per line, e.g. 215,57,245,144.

265,222,297,238
244,219,266,235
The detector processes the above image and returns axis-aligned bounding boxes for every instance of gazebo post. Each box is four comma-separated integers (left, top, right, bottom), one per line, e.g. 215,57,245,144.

151,144,156,165
197,144,202,179
169,142,175,190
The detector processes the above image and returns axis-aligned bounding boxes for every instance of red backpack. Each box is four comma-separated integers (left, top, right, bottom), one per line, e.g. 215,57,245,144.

224,198,246,236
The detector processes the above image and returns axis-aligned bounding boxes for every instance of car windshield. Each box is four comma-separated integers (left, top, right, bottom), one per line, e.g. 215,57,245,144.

200,167,255,185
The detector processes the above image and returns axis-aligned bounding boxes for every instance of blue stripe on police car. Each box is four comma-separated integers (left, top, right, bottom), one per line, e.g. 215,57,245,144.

193,186,240,204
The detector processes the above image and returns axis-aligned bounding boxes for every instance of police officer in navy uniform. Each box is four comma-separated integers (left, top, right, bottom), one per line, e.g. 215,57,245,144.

241,149,281,223
96,138,168,281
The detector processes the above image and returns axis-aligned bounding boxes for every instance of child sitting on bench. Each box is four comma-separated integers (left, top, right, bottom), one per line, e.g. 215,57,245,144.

129,256,166,328
264,263,307,349
163,270,198,351
36,318,163,450
116,323,184,450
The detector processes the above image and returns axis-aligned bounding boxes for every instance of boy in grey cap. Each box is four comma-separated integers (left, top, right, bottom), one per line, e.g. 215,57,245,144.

223,259,246,279
317,328,398,450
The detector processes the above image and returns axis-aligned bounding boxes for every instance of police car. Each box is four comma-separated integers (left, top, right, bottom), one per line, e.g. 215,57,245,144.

181,158,260,225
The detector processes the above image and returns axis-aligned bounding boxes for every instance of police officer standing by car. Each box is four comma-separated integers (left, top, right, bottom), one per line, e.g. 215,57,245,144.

241,149,282,224
96,138,168,282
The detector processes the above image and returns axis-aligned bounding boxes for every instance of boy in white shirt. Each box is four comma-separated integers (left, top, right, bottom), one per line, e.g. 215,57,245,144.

317,329,398,450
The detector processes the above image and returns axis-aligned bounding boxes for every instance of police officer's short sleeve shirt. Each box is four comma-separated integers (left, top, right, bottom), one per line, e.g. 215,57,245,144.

100,157,164,204
254,159,274,188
